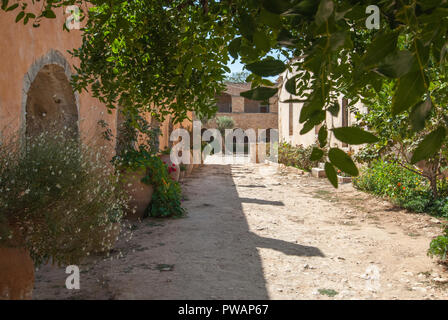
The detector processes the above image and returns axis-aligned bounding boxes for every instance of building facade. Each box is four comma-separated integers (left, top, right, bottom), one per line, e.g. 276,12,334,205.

277,71,367,152
207,82,278,135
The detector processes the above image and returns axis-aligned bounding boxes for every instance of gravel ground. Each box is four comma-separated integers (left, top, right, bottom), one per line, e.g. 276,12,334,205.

33,161,448,299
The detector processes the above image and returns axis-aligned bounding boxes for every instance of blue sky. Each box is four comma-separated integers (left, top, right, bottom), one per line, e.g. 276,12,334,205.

225,51,287,81
226,57,246,75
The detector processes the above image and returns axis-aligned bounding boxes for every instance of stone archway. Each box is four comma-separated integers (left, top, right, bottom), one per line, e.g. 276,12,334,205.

22,50,79,139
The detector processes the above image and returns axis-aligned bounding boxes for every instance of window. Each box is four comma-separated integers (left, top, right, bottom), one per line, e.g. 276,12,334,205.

216,94,232,113
259,104,269,113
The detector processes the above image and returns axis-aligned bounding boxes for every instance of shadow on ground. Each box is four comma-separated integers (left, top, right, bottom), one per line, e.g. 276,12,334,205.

33,164,323,300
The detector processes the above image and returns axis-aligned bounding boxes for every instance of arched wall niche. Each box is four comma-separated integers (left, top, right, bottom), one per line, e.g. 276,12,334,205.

21,49,79,140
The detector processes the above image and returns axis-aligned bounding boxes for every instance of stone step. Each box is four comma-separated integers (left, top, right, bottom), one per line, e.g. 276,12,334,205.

338,175,352,184
311,167,326,178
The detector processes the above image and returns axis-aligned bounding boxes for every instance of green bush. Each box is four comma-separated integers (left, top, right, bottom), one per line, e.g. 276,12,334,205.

353,160,448,216
0,130,127,266
428,226,448,262
114,149,186,218
147,155,186,218
278,142,319,171
215,116,235,135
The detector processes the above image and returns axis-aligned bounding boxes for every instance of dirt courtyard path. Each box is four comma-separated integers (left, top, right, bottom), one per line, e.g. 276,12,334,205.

34,161,448,299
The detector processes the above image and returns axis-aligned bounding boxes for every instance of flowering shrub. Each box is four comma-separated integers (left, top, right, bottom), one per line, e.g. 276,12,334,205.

0,130,127,266
167,162,177,174
278,142,319,171
353,160,448,216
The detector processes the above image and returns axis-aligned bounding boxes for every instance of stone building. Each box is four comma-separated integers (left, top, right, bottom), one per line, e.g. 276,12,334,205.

207,82,278,138
277,71,367,152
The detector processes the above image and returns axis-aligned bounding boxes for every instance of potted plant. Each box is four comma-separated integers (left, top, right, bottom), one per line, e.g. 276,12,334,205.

0,130,127,299
144,156,186,218
114,115,160,219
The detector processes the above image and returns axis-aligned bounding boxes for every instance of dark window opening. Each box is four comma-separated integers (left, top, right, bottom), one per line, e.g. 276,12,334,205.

216,94,232,113
260,104,269,113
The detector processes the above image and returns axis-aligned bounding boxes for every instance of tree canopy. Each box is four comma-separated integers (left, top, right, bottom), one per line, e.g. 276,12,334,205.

3,0,448,184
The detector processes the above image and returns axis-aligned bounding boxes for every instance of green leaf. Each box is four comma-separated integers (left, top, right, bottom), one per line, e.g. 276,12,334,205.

325,162,338,188
411,127,446,164
5,3,18,11
285,76,296,95
328,148,358,176
1,0,8,10
392,71,427,115
239,13,256,41
259,8,282,28
245,59,286,77
300,94,324,123
228,38,241,60
327,102,339,117
362,31,399,67
240,87,277,101
329,31,347,52
409,97,433,132
332,127,379,145
318,125,328,147
315,0,334,27
282,99,306,103
376,50,416,78
42,9,56,19
310,147,324,161
300,120,314,135
262,0,294,14
15,10,24,22
277,28,296,47
253,30,270,52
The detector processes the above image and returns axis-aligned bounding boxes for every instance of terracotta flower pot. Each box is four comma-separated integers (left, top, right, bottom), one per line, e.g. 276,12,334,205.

122,169,154,220
0,246,34,300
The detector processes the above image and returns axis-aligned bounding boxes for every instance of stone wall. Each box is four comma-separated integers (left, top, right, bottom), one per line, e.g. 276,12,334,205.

210,112,278,131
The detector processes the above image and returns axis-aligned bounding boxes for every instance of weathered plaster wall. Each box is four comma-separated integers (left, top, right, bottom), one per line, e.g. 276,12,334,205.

0,6,117,153
0,6,189,156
